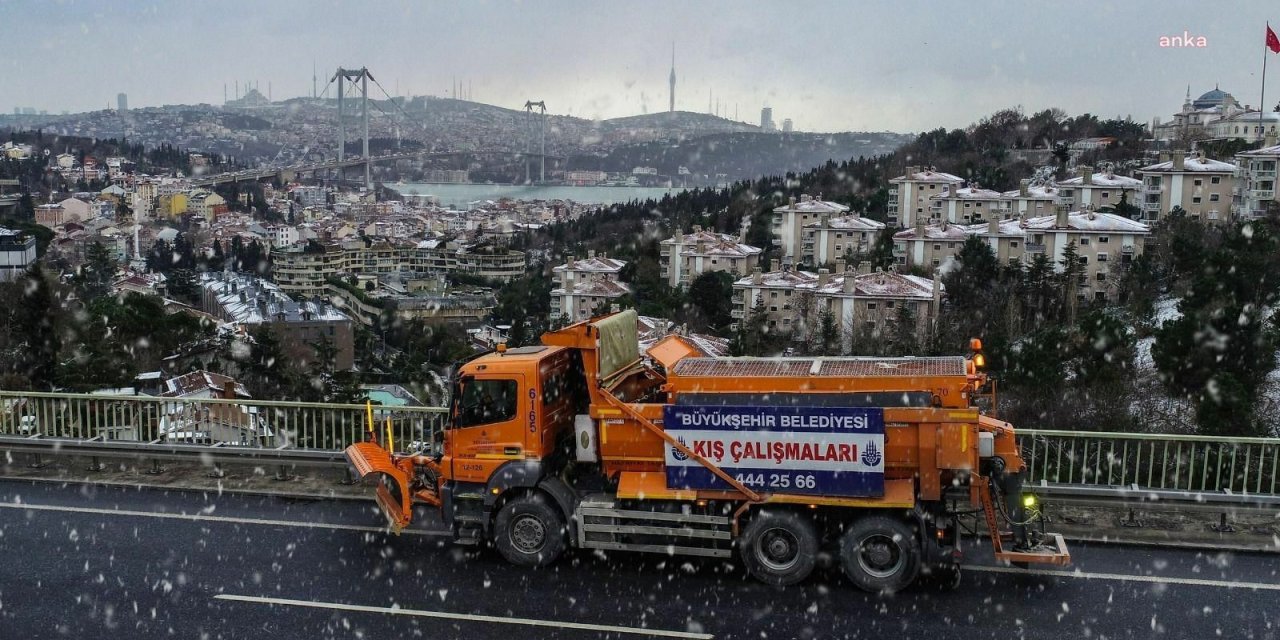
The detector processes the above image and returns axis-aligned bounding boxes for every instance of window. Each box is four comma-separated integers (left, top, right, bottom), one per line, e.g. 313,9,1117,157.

867,302,878,310
1079,256,1088,265
1097,253,1108,262
1097,272,1106,281
886,301,895,309
1210,194,1220,202
770,291,778,299
1079,238,1089,246
934,244,941,250
1098,236,1109,243
1211,176,1221,185
457,379,519,428
1194,179,1202,187
1011,241,1019,248
770,306,778,312
1102,192,1110,199
1193,196,1203,204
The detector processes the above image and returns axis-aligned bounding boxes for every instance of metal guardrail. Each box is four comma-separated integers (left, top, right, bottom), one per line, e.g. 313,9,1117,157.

1,392,1277,505
0,390,448,455
1018,429,1279,498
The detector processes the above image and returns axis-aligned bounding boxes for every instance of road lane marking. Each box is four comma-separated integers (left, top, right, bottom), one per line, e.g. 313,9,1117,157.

965,565,1280,591
0,501,450,537
214,594,714,639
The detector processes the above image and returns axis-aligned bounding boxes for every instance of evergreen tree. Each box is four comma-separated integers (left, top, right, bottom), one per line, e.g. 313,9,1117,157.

14,265,60,389
1057,240,1083,325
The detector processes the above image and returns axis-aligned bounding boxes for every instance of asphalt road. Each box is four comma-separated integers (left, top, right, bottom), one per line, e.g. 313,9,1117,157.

0,479,1276,640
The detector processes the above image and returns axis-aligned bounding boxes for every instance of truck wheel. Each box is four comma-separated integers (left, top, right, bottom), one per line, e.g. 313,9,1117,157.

739,510,818,586
493,493,566,568
839,516,921,594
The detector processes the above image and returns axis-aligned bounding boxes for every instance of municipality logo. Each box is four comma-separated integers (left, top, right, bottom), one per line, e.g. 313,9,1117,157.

860,440,882,467
672,436,689,461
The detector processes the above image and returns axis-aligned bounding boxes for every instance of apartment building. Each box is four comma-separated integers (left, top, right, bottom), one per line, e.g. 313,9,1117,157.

1137,151,1237,223
659,226,762,287
730,259,942,349
894,207,1150,302
1232,142,1280,219
887,166,964,227
1055,166,1143,211
771,195,850,264
272,239,527,296
1000,180,1061,218
200,272,355,370
926,184,1006,224
800,211,885,266
0,227,36,282
550,252,630,323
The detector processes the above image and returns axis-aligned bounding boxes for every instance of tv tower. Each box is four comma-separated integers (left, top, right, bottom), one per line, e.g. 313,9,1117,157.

669,43,676,113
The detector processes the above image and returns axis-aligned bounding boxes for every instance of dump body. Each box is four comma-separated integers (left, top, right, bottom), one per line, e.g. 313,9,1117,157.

346,310,1069,592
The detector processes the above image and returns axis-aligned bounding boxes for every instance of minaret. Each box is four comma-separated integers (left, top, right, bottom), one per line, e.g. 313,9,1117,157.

312,60,317,99
669,43,676,113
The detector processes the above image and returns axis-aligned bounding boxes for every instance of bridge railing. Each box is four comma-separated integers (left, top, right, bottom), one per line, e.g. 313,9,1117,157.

0,391,447,454
2,391,1277,499
1018,428,1279,497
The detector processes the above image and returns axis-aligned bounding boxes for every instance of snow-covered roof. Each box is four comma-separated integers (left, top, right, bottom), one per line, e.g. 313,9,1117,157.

929,187,1003,201
773,195,849,214
1236,144,1280,157
803,214,886,232
735,268,941,300
1057,173,1142,188
1022,211,1151,233
893,222,971,241
1139,157,1238,172
891,170,964,183
1001,185,1061,200
162,370,251,398
554,256,627,274
662,230,763,257
552,276,631,298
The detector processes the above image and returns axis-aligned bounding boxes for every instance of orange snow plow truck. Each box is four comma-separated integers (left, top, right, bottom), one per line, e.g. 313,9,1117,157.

346,310,1069,592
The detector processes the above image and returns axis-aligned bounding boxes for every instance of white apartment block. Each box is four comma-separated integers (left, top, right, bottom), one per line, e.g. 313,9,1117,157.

731,259,942,350
1055,166,1143,211
1000,180,1061,219
927,184,1006,224
659,226,762,288
887,166,964,227
550,252,629,322
1137,151,1237,223
893,207,1150,302
1232,143,1280,219
801,212,885,266
771,195,850,264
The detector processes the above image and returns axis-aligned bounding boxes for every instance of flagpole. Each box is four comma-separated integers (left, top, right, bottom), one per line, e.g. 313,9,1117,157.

1263,22,1269,140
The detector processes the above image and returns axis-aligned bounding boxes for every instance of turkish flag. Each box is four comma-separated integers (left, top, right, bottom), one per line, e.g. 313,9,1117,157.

1268,25,1280,53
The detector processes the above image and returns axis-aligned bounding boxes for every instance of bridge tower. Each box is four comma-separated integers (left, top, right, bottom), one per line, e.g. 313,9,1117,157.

523,100,547,184
334,67,375,189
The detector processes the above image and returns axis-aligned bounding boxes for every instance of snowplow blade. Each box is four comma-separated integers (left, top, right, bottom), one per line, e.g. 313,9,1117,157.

995,533,1072,567
344,442,412,533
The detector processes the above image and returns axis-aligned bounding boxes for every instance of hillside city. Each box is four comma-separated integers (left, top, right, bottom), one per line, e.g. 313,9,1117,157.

2,85,1280,441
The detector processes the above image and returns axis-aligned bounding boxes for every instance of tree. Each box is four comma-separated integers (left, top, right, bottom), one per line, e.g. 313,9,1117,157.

816,307,840,355
74,240,117,300
1057,241,1083,325
685,271,735,334
1152,222,1280,436
12,265,60,389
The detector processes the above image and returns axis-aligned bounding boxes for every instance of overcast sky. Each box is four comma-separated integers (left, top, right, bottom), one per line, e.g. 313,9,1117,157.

3,0,1280,133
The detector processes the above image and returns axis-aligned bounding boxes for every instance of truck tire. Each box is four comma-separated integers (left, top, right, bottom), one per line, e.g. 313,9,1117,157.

739,510,818,586
493,493,567,568
839,516,921,594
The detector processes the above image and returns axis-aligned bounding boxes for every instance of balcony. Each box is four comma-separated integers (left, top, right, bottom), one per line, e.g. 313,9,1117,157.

1143,185,1164,195
1025,242,1046,254
1058,196,1075,206
892,245,906,256
1250,190,1276,200
1141,201,1161,212
1254,169,1277,180
730,308,744,319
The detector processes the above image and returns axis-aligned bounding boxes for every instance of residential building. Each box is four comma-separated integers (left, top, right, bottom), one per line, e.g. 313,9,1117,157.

1055,166,1143,211
926,184,1006,224
1137,151,1237,223
659,226,762,287
57,197,94,222
34,204,66,228
801,212,885,266
187,191,228,220
200,272,355,370
887,166,964,227
771,194,850,263
550,252,630,322
0,227,37,282
730,259,942,349
894,207,1150,302
272,239,527,297
157,371,268,445
1000,180,1061,219
1233,142,1280,219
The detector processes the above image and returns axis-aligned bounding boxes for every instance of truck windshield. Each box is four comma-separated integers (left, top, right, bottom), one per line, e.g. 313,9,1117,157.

456,378,518,428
